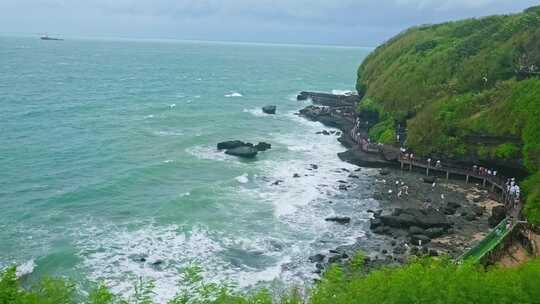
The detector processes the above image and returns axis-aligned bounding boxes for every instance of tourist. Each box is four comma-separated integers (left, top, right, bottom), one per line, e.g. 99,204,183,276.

427,158,432,166
473,165,478,173
436,160,442,168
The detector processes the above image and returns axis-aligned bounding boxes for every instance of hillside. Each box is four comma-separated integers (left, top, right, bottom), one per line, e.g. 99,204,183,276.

355,5,540,225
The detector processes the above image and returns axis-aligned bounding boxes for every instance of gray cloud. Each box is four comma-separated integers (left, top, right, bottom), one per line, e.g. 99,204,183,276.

1,0,538,45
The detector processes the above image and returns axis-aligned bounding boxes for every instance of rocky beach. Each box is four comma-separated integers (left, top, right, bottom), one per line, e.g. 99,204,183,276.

296,92,508,272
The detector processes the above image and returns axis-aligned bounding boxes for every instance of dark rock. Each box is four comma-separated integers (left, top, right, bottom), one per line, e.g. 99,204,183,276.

349,174,359,179
262,105,276,114
151,259,164,266
464,213,477,221
354,168,362,172
370,218,382,229
272,180,284,186
428,249,439,257
379,208,452,229
129,254,148,263
410,234,431,246
315,262,324,270
409,226,425,235
443,201,461,215
425,227,446,238
338,184,348,191
336,132,342,136
297,93,309,101
217,140,248,150
423,177,436,183
382,249,388,254
225,146,258,158
472,205,485,216
380,169,391,176
322,130,330,135
488,205,507,227
309,254,325,263
393,245,406,255
293,173,301,178
446,201,461,210
338,180,347,184
390,240,397,246
254,142,272,151
341,168,350,172
325,217,351,224
328,255,343,264
310,164,319,170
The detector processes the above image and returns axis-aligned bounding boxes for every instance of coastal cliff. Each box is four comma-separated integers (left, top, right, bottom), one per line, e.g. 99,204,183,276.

355,5,540,225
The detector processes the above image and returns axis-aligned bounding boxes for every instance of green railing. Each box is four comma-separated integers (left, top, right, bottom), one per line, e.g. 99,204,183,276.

459,218,512,263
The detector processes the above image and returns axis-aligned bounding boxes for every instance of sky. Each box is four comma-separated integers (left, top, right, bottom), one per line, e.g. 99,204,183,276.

0,0,538,46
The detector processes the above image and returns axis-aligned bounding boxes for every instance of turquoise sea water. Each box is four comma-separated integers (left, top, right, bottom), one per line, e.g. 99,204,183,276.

0,36,374,301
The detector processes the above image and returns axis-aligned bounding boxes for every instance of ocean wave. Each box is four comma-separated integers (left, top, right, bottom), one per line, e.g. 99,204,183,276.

74,223,297,303
153,130,184,137
225,92,243,98
235,173,249,184
185,145,236,163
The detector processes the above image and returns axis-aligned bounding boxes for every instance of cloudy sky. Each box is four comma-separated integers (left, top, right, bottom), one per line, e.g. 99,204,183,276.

1,0,538,46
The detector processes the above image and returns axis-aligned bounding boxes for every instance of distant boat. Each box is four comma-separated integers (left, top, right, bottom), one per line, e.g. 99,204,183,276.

40,34,63,41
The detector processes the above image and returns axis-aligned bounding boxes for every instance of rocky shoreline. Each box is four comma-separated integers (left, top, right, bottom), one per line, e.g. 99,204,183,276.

296,92,507,273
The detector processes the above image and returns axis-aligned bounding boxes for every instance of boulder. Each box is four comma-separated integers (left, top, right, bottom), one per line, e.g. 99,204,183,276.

380,169,391,176
262,105,277,114
225,146,258,158
325,217,351,224
297,92,309,101
293,173,301,178
322,130,330,135
370,218,383,229
409,226,425,235
217,140,248,150
255,142,272,151
309,254,325,263
488,205,506,227
338,184,348,191
379,208,452,229
425,227,446,238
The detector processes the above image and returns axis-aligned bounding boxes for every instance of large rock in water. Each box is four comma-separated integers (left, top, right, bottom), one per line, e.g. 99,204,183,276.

379,208,452,229
262,105,277,114
325,217,351,224
225,146,258,158
255,142,272,151
217,140,248,150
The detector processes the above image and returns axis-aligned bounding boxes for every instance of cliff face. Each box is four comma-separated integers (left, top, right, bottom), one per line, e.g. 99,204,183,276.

356,6,540,224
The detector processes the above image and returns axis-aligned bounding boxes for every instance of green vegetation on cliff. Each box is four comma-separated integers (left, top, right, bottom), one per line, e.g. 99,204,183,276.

3,257,540,303
356,5,540,224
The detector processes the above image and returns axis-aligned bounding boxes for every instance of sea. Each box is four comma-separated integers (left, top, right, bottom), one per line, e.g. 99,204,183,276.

0,36,376,302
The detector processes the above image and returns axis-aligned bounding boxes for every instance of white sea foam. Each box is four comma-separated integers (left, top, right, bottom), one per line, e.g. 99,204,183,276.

16,260,35,279
169,104,176,109
242,108,267,117
235,173,249,184
225,92,243,98
154,130,183,137
331,89,353,95
186,145,236,162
